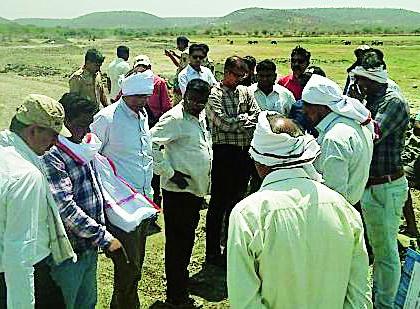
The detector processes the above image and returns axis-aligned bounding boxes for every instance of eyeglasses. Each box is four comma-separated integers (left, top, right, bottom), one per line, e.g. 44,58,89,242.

229,70,247,80
191,55,205,60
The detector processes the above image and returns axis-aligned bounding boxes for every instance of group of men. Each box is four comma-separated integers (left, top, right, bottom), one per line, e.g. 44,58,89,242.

0,35,418,309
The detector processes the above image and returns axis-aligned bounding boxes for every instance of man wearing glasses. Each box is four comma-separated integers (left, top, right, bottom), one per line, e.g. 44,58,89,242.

205,56,260,267
278,46,311,100
178,44,217,96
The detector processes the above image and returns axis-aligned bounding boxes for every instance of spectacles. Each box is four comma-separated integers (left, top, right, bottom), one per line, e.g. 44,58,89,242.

230,70,247,80
191,55,205,60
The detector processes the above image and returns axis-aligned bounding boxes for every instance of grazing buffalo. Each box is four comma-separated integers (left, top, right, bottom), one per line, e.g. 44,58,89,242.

271,40,277,45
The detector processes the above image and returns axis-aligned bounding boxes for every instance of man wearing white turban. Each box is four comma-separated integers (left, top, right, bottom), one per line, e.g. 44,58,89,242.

227,111,372,309
302,74,374,205
90,71,155,309
352,53,410,309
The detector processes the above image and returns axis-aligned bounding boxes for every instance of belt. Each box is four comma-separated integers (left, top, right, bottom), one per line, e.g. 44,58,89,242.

366,170,405,187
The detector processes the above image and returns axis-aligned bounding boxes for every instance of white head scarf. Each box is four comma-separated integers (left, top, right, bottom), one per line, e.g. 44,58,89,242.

249,111,323,182
352,65,388,84
302,74,377,138
120,71,154,96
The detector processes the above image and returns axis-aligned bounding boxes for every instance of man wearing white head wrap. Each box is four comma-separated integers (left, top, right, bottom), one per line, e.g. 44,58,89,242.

90,70,155,309
227,111,372,309
301,74,374,205
351,53,410,309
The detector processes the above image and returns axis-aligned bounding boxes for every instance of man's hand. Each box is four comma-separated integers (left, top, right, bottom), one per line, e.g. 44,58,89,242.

164,49,171,57
347,84,365,102
170,171,191,189
108,238,122,252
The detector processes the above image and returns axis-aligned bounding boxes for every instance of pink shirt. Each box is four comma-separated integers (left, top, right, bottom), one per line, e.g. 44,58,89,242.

149,75,172,118
278,73,303,100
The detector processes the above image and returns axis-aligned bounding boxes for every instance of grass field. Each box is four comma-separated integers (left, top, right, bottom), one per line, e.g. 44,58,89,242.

0,34,419,308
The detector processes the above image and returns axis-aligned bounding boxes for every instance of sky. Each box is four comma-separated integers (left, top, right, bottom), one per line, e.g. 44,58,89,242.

1,0,420,19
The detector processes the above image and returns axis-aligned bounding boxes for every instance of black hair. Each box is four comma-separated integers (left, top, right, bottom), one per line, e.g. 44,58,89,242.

85,48,104,64
117,45,129,58
224,56,248,73
361,52,386,70
59,93,98,121
298,66,326,87
199,43,210,54
189,44,207,55
291,46,311,62
256,59,276,73
177,36,189,45
9,116,28,133
243,56,257,70
185,79,211,96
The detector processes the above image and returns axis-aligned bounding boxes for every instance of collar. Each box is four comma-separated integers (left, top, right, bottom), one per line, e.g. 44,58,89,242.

187,64,203,74
315,112,341,134
253,83,282,96
261,167,312,188
0,130,41,165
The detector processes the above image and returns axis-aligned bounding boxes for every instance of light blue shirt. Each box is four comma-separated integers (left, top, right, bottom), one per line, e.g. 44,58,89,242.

91,99,153,197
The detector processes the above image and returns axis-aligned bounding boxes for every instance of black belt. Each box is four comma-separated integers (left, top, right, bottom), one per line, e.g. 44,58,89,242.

366,170,405,187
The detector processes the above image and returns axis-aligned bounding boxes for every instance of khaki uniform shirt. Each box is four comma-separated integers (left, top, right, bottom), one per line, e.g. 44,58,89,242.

69,67,108,108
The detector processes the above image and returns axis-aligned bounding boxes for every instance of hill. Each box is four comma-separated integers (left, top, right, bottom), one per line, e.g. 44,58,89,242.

8,7,420,33
0,17,11,24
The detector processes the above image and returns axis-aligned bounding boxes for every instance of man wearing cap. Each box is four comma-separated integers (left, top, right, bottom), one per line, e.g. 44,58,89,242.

90,71,155,309
227,112,372,308
107,45,130,101
205,56,260,266
178,44,217,97
42,93,122,308
151,79,212,308
302,74,374,206
0,94,75,308
69,48,109,108
352,53,410,308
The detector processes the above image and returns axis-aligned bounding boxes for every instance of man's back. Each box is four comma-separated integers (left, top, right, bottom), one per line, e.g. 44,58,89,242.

228,168,371,309
315,113,373,205
107,58,130,98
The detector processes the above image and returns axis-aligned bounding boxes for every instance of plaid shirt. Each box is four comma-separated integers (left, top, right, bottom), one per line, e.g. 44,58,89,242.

366,86,410,177
206,82,260,146
43,145,112,253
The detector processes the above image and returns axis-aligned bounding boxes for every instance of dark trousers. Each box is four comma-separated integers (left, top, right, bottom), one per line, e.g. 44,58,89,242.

162,190,202,301
152,173,162,206
0,257,65,309
106,221,150,309
206,144,253,258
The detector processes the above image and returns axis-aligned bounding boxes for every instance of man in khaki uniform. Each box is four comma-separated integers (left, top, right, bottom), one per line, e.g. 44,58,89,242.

69,49,108,108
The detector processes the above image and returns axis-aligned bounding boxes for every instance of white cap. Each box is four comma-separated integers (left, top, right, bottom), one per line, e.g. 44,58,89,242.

133,55,151,67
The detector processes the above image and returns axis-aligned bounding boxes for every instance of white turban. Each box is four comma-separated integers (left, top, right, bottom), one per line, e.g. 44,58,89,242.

120,71,154,96
302,74,377,138
351,65,388,84
250,111,323,182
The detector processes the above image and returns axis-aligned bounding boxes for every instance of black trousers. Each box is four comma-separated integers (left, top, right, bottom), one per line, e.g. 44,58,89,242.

206,144,253,258
162,189,202,301
0,257,65,309
106,220,150,309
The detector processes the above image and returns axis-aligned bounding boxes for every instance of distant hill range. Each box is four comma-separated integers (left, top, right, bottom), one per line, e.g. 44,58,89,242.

3,8,420,32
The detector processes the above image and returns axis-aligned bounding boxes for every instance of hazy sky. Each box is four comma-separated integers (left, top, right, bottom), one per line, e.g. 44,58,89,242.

2,0,420,19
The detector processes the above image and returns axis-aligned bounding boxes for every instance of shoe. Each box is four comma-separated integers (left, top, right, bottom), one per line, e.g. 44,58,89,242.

165,296,203,308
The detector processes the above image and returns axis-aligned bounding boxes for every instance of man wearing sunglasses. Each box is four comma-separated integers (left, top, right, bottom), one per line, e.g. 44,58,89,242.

178,44,217,96
278,46,311,100
205,56,260,267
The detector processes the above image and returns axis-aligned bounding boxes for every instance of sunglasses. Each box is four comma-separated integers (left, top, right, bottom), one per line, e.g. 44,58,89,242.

191,55,205,60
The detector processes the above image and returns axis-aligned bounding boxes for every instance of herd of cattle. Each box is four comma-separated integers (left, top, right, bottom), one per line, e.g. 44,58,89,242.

224,38,384,46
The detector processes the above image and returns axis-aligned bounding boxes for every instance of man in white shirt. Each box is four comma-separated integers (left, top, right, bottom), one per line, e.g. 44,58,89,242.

90,72,154,309
249,59,295,115
107,45,130,100
178,44,217,96
151,79,212,308
302,74,374,205
0,94,75,309
227,111,372,309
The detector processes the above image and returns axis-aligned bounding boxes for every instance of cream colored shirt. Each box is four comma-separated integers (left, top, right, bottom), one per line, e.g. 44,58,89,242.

249,83,295,115
314,112,373,205
107,58,130,98
228,168,372,309
150,103,212,197
0,130,50,309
